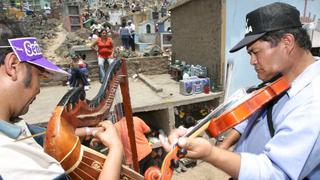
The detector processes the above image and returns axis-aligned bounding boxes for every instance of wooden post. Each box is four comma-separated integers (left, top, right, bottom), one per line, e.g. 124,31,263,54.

119,58,140,173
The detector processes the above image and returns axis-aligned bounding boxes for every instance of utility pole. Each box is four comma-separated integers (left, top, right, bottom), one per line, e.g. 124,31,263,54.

304,0,307,18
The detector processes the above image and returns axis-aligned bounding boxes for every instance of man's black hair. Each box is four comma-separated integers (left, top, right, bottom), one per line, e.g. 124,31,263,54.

24,63,33,88
260,27,312,51
0,17,29,65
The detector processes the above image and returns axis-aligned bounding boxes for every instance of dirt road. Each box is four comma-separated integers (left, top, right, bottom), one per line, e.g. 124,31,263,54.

43,23,66,63
172,160,229,180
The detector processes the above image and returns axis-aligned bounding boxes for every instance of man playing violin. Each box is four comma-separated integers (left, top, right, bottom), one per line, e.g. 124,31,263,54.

161,2,320,179
0,18,123,180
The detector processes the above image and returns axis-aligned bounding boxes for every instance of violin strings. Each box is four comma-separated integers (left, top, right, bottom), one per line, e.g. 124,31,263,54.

83,74,120,120
81,154,104,172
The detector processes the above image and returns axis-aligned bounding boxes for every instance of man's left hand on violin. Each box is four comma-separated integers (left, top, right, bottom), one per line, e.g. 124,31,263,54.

159,127,215,162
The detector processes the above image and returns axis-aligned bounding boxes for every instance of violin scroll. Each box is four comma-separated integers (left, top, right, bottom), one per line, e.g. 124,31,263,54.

144,166,161,180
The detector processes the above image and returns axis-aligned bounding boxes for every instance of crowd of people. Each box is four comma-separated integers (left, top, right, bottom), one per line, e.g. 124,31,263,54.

1,1,320,180
105,0,142,13
117,19,136,51
67,17,136,87
66,18,136,88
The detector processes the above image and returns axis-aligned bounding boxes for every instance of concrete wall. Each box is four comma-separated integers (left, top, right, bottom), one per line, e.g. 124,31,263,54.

71,46,169,77
158,19,170,32
40,55,169,87
109,9,123,25
137,33,157,43
134,109,172,135
170,0,223,89
132,10,150,25
71,45,97,61
71,45,169,77
126,56,169,76
137,20,156,34
134,96,221,135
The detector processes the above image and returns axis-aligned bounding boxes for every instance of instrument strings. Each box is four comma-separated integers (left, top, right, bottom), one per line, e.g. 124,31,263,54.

68,154,103,180
100,75,122,122
109,86,124,123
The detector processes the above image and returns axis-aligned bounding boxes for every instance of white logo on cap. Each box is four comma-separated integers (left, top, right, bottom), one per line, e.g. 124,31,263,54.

24,41,42,56
12,46,24,51
245,18,253,34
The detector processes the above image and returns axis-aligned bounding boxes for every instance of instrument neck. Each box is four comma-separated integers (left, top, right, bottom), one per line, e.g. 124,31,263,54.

246,73,282,93
184,102,225,138
185,73,285,138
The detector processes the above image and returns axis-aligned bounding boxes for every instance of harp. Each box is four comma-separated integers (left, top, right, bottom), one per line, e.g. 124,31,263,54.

44,58,143,179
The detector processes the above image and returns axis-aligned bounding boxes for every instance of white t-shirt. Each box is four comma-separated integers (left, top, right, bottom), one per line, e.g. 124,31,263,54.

44,6,51,15
129,23,135,34
90,34,99,41
90,23,104,32
0,120,64,179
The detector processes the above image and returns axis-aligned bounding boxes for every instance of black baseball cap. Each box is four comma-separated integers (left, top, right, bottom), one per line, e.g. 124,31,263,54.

229,2,302,53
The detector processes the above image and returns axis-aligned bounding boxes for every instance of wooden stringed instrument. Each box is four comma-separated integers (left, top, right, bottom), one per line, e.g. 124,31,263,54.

44,58,143,179
144,76,290,180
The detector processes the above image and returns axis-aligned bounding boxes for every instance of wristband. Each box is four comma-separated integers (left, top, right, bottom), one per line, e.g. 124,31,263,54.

92,130,98,137
85,127,91,136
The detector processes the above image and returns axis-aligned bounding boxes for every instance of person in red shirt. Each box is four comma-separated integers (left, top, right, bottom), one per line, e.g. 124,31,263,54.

91,29,114,83
114,116,156,175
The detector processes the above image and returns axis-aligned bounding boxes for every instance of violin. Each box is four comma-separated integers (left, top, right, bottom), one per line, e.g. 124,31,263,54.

144,76,290,180
44,59,142,179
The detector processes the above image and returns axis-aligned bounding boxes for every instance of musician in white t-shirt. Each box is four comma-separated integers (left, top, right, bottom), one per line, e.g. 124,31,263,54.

0,18,123,180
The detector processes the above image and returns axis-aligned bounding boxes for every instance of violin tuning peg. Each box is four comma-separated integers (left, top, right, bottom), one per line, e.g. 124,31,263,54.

177,148,187,158
170,159,180,169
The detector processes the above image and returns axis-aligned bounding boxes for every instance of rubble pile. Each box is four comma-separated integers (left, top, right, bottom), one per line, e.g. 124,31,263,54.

74,28,92,40
13,0,172,64
23,18,60,50
54,31,89,58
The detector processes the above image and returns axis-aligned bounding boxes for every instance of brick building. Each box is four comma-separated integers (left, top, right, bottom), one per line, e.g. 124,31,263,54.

169,0,225,90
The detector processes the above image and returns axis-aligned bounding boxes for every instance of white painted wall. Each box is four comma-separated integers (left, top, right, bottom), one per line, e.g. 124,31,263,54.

137,20,156,34
109,9,125,26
